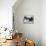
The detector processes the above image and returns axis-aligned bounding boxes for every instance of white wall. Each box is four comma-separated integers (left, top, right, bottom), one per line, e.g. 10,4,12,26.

41,0,46,46
0,0,16,30
13,0,41,46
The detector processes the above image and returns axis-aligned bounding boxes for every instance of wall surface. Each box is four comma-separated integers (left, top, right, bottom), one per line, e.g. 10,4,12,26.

41,0,46,46
13,0,41,46
0,0,16,30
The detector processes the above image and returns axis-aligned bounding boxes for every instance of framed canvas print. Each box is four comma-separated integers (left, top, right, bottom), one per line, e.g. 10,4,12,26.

23,15,34,24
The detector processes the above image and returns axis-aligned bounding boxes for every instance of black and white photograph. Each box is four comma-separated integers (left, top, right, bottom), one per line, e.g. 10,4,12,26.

23,16,34,24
